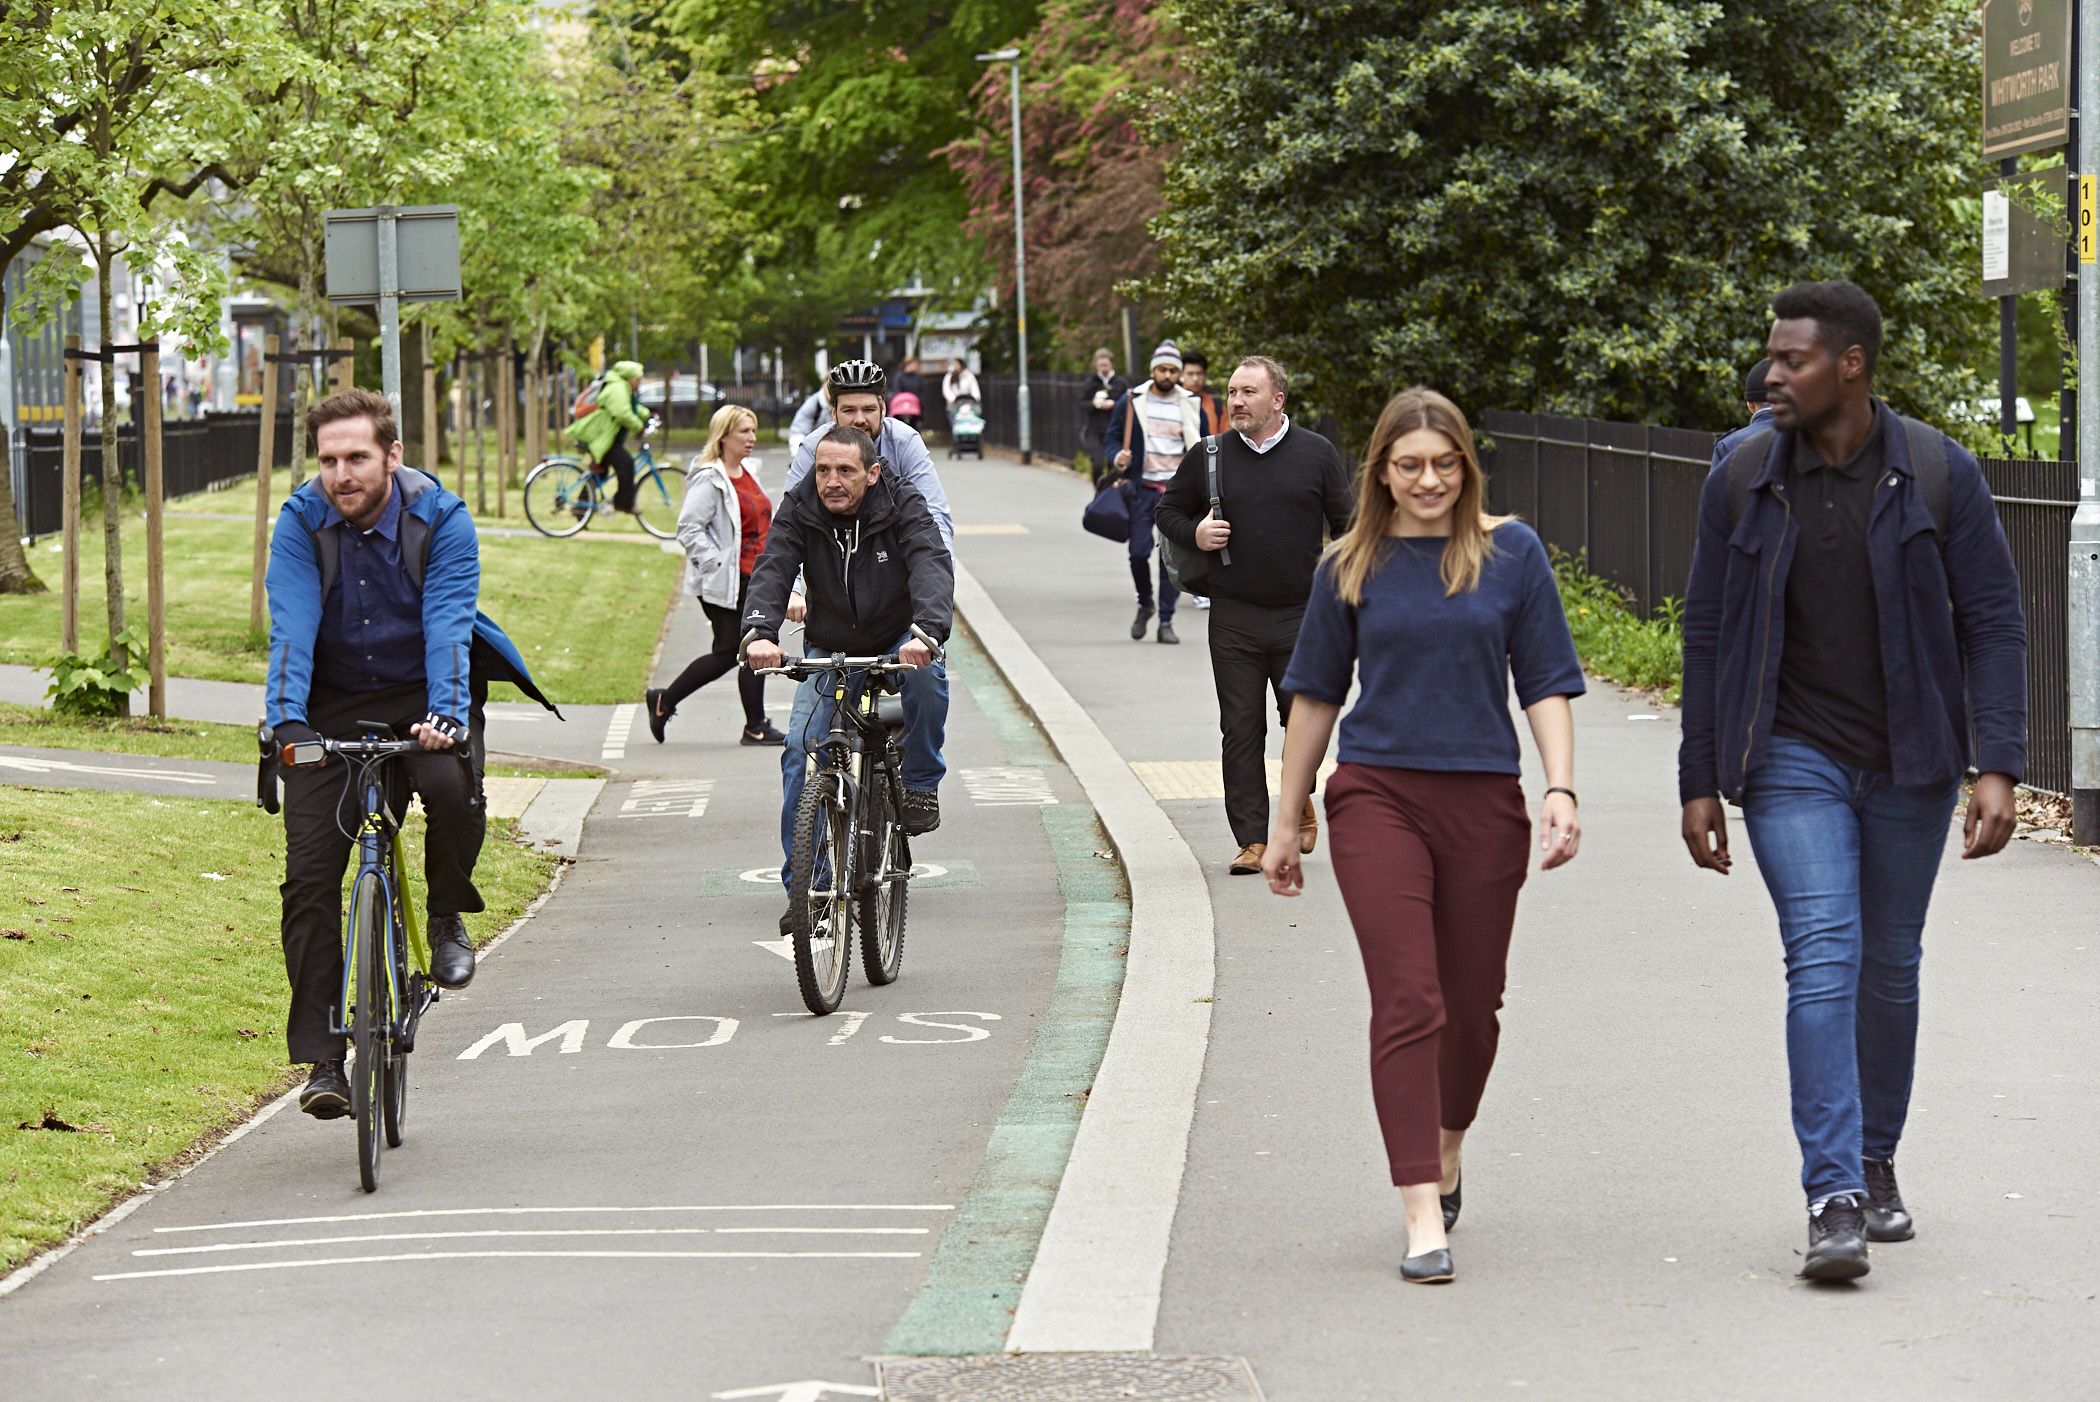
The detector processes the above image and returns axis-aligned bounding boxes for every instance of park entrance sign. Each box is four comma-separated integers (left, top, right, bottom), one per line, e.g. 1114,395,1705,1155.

1982,0,2072,160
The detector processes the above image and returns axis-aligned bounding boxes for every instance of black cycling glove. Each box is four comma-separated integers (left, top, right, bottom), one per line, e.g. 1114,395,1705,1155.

419,712,469,745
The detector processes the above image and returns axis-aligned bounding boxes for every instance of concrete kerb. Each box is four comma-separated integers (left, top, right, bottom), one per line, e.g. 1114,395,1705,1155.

948,559,1215,1354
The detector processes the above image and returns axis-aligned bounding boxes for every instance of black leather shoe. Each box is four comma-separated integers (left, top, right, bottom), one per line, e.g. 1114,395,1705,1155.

645,688,669,744
1802,1195,1871,1281
1130,604,1154,640
1401,1247,1454,1284
780,904,798,938
1863,1158,1915,1242
1157,621,1179,644
1441,1174,1462,1231
427,914,476,990
901,788,940,836
300,1060,350,1119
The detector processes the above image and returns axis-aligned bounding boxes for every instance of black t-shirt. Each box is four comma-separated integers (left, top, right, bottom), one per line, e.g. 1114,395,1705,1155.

1773,404,1892,773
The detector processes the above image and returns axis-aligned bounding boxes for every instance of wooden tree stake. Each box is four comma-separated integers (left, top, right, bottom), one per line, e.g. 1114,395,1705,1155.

59,334,82,656
250,334,279,638
141,343,166,718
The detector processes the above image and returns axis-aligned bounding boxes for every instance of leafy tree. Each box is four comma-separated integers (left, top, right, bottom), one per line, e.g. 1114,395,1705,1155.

1152,1,1990,442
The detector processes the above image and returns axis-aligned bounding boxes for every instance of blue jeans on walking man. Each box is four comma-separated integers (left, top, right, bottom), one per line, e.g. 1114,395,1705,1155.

1127,482,1178,621
778,629,948,888
1740,736,1960,1204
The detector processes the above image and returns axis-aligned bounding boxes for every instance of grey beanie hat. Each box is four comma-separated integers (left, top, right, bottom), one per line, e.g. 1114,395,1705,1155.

1149,340,1184,371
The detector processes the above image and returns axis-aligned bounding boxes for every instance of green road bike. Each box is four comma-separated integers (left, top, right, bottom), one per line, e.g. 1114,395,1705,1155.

260,724,439,1192
758,654,919,1015
522,419,680,540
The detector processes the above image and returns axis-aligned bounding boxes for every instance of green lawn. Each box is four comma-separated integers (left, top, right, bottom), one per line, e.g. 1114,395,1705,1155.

0,787,558,1271
2,477,678,705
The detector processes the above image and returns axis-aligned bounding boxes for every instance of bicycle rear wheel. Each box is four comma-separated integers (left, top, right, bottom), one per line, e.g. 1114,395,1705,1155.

857,766,908,985
350,872,387,1192
788,769,854,1014
632,465,679,540
523,459,598,538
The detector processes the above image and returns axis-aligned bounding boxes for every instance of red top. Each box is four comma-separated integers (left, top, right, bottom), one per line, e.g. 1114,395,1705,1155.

732,466,771,575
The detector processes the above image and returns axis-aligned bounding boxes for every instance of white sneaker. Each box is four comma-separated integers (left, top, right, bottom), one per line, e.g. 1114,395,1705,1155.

1192,596,1211,610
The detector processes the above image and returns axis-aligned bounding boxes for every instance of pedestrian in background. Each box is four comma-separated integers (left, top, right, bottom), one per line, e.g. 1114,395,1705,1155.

787,384,828,458
1105,341,1205,644
1679,280,2026,1281
1082,347,1130,486
891,356,926,431
1157,355,1351,873
1710,356,1776,471
1265,386,1584,1285
941,358,981,415
648,404,786,746
1181,348,1226,435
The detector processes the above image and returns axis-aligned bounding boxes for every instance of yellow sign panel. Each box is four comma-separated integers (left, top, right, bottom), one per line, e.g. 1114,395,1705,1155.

2083,176,2097,265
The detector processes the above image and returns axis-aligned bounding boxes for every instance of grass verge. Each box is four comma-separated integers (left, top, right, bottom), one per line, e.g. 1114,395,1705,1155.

0,788,558,1272
1551,549,1685,704
1,478,677,704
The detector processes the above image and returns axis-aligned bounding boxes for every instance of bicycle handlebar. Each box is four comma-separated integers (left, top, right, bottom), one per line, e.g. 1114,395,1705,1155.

256,720,423,815
754,652,919,681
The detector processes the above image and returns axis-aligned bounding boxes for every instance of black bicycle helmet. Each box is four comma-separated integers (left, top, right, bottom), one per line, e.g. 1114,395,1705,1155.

827,359,887,397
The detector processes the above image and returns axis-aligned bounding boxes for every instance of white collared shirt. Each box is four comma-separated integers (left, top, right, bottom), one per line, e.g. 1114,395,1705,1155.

1240,412,1291,454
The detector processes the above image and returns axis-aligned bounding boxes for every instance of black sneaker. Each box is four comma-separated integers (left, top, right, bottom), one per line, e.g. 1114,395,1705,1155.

1863,1158,1915,1242
779,905,798,938
645,688,669,744
300,1060,350,1119
901,788,940,836
1802,1194,1871,1281
1130,604,1154,641
741,721,788,746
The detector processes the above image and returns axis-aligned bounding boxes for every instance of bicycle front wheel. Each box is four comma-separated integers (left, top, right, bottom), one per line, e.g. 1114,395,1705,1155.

523,459,598,538
632,465,679,540
788,769,854,1014
857,766,908,985
350,871,388,1192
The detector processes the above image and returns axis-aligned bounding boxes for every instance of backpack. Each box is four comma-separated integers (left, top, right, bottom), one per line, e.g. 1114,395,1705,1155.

1724,416,1948,537
1158,435,1229,590
570,373,609,422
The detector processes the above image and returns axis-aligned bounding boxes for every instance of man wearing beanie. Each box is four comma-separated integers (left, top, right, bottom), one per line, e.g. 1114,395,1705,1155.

1103,340,1206,643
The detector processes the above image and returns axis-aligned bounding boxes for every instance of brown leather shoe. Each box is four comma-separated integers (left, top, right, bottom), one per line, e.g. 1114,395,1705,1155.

1230,842,1266,875
1299,798,1319,855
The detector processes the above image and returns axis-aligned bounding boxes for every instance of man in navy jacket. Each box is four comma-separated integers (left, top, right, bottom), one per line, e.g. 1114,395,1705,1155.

266,389,555,1118
1678,281,2025,1281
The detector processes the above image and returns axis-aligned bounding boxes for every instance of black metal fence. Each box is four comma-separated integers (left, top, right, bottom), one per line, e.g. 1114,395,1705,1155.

14,410,294,540
979,372,1095,463
1479,410,2080,795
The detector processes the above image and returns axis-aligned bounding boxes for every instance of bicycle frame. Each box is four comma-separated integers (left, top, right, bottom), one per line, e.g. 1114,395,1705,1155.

330,771,429,1042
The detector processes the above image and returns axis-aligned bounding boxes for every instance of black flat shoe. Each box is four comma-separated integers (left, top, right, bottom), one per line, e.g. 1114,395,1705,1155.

1863,1158,1915,1242
1401,1248,1454,1284
427,914,476,990
645,688,669,744
1441,1174,1462,1231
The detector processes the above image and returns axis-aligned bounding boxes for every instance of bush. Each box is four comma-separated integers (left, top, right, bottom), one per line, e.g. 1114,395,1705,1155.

44,625,147,718
1550,551,1683,703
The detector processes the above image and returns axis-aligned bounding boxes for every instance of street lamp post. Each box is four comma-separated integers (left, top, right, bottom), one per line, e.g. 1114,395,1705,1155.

977,47,1032,464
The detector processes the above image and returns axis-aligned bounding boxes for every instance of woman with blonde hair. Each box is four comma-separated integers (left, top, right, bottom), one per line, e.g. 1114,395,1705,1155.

1264,387,1584,1284
647,404,786,745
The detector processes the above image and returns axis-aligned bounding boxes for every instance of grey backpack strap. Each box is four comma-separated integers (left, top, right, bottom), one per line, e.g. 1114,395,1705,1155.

1205,434,1230,567
1898,415,1950,537
401,512,431,592
313,526,340,601
1724,429,1778,528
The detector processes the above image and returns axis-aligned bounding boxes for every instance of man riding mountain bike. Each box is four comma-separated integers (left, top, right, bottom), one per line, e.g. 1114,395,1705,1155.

742,423,955,937
564,359,653,516
266,389,556,1118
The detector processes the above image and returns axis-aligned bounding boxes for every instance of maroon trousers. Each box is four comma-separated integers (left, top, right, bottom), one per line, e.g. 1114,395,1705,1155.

1325,763,1531,1186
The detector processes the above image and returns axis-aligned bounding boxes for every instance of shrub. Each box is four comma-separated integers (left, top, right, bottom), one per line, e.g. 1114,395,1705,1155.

1550,550,1683,703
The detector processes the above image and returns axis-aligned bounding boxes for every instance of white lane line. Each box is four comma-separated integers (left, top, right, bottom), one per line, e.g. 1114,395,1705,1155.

0,754,219,785
953,558,1215,1354
153,1204,956,1234
95,1250,921,1282
601,703,637,760
138,1226,932,1257
620,778,715,818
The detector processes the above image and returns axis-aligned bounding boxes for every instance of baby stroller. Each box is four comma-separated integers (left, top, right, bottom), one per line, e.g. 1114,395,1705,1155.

947,395,985,460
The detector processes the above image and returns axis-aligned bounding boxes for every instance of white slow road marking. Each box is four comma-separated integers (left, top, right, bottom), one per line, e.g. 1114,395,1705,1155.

601,703,637,759
959,767,1057,806
95,1250,921,1281
739,863,949,884
620,778,715,817
136,1226,932,1257
154,1204,956,1233
0,754,217,785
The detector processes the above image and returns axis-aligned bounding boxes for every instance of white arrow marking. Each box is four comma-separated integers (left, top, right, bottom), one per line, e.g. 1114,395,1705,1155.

0,755,217,785
712,1384,880,1401
753,937,796,962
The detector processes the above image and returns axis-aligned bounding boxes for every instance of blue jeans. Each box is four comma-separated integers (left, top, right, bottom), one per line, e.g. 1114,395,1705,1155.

1126,482,1179,620
1740,735,1959,1203
778,631,948,889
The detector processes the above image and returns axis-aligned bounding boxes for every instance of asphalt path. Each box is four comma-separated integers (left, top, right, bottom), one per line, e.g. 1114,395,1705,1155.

1,577,1105,1398
936,451,2100,1400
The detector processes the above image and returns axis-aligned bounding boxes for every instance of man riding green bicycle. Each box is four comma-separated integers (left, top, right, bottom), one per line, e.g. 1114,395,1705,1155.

266,389,556,1118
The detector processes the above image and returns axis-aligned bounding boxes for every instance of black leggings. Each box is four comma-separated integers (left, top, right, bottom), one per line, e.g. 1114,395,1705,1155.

663,573,765,728
603,438,636,511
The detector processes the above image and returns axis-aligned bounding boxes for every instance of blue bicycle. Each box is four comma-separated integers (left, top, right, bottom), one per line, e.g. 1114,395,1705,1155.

522,419,681,540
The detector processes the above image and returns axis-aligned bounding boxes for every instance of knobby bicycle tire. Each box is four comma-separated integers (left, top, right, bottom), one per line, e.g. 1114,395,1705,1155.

523,459,597,538
788,769,854,1014
351,871,387,1192
631,466,678,540
857,764,908,986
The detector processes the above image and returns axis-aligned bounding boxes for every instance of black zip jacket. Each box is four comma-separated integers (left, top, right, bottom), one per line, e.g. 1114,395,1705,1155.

743,472,954,655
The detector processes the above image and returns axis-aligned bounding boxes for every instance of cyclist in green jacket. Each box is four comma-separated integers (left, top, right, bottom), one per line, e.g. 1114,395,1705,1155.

565,359,651,514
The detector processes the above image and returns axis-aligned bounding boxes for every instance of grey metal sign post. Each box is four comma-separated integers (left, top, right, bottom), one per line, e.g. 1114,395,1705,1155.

2075,6,2100,843
323,205,462,418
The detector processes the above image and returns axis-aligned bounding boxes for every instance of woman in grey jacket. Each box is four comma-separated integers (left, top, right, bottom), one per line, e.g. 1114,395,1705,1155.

646,405,786,745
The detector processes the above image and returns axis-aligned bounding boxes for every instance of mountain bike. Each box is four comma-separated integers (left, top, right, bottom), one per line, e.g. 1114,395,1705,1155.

523,419,680,541
756,654,918,1015
258,723,438,1192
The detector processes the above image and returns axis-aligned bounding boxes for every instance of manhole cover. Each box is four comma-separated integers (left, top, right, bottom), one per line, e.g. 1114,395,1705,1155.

877,1353,1263,1401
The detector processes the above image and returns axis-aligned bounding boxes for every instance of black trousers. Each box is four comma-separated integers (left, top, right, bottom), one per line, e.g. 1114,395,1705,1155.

279,680,486,1062
603,439,637,512
664,573,765,727
1207,596,1306,847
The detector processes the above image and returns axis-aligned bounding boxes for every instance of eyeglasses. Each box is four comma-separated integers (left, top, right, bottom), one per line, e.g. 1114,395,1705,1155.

1390,454,1464,480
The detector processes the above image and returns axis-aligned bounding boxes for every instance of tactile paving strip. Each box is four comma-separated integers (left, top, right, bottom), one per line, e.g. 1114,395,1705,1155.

878,1353,1264,1401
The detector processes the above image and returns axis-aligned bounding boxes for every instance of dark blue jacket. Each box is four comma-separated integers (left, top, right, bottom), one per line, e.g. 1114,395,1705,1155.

1677,407,2026,804
265,467,556,727
1709,406,1775,472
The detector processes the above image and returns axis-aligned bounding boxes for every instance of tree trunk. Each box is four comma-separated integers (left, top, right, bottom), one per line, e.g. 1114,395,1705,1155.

0,281,48,594
96,244,129,713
